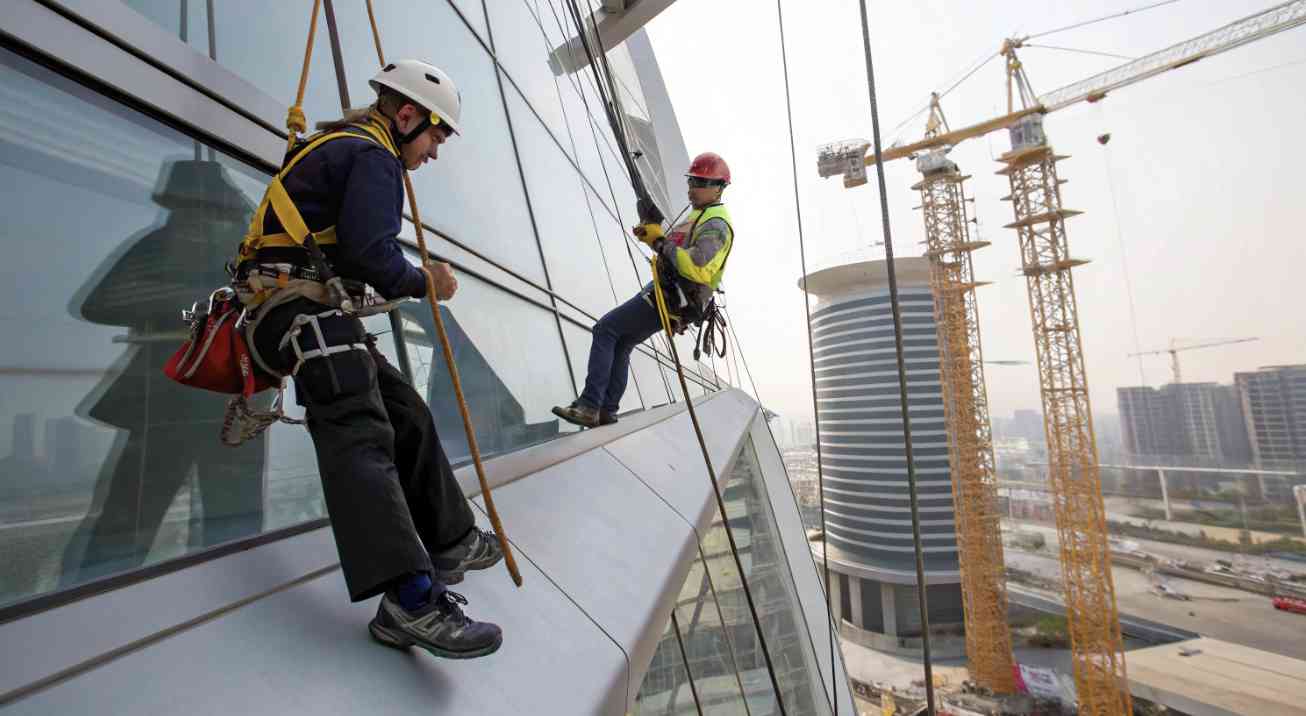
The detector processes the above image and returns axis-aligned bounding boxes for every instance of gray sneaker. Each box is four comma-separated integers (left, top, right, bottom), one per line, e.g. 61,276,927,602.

552,401,599,428
433,527,503,585
369,590,503,659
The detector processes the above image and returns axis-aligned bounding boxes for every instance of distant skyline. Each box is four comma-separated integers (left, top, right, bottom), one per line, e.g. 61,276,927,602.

647,0,1306,427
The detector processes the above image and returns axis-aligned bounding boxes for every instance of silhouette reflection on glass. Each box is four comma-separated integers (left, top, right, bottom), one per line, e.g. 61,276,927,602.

60,158,269,584
397,303,560,464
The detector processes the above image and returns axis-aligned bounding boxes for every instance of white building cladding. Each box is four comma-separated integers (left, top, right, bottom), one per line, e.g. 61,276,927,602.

800,257,964,649
0,1,852,713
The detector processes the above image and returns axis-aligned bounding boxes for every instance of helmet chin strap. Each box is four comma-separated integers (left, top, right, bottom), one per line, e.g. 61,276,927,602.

396,114,433,146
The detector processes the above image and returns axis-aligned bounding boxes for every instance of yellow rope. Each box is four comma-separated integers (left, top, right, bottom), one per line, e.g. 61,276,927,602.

361,0,523,588
285,0,322,151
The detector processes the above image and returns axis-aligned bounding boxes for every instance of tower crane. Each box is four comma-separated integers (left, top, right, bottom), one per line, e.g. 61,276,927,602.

815,3,1306,714
816,1,1306,175
1128,337,1260,384
913,96,1017,693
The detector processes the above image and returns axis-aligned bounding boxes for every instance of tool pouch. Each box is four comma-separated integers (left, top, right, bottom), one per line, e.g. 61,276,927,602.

164,287,278,398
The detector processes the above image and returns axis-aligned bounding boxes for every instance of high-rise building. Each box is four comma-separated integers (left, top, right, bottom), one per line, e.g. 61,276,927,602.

800,256,965,655
1118,383,1253,463
1118,382,1258,496
0,3,853,712
1237,365,1306,467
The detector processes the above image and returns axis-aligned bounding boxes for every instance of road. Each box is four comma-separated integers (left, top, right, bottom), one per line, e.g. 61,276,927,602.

1005,548,1306,661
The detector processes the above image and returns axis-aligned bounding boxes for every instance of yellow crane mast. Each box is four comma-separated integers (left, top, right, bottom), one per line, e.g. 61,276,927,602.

814,6,1306,711
913,96,1016,694
997,44,1130,714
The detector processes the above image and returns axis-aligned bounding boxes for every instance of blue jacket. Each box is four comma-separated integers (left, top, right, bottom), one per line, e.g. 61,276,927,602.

258,129,427,300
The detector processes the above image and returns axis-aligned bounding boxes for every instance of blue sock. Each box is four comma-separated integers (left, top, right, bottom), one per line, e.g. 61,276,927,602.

396,573,433,612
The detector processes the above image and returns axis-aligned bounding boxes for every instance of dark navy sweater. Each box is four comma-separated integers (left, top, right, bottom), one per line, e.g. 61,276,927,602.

260,133,428,300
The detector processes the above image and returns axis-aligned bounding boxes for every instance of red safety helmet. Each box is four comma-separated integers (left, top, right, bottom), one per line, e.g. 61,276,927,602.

686,152,730,185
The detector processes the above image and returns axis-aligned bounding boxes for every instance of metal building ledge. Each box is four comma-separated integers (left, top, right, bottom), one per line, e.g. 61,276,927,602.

0,389,858,715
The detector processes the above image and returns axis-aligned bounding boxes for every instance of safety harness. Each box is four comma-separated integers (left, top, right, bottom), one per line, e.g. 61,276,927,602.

234,110,399,309
232,111,408,379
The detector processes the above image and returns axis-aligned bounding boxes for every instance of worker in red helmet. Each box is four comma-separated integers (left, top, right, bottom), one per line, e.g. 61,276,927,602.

553,152,734,428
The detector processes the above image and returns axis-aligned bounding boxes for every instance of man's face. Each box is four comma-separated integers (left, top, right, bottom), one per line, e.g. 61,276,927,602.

396,104,451,171
687,177,723,208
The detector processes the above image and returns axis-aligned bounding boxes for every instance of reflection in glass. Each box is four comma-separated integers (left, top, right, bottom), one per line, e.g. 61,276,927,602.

672,547,749,714
502,84,618,319
121,0,341,130
704,440,832,715
632,612,699,715
0,48,325,608
399,271,578,466
332,0,546,285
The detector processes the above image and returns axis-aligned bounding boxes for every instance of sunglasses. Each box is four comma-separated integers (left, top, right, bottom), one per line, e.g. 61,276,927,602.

687,177,723,189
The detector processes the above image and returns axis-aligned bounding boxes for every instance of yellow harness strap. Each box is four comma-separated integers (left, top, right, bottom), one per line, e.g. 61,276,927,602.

238,115,399,262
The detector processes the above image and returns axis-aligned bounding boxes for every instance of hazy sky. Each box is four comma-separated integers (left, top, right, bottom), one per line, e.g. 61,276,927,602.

645,0,1306,428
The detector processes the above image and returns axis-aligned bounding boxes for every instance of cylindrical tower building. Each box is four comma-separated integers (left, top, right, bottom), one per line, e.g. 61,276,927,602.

801,256,964,655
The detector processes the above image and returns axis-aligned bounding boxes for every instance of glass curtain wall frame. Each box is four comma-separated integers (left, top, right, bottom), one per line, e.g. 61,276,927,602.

630,435,835,715
0,0,578,617
0,44,323,612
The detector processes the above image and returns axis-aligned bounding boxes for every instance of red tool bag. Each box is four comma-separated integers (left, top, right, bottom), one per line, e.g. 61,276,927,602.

164,287,276,398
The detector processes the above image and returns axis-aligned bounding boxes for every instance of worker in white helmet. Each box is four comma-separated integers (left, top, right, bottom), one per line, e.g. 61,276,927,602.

233,59,502,659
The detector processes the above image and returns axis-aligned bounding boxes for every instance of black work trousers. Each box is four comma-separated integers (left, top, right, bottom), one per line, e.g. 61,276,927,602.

252,297,475,601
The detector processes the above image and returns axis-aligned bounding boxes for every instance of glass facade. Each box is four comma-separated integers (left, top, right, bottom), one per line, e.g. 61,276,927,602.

634,437,832,716
0,0,725,613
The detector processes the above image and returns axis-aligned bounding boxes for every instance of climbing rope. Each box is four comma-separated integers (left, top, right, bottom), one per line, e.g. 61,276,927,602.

856,0,937,711
360,0,523,587
277,1,523,587
284,0,321,152
774,2,839,713
650,257,789,716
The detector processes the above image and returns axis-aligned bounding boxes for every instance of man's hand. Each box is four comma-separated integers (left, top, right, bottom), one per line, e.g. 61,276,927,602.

423,260,458,301
632,222,664,247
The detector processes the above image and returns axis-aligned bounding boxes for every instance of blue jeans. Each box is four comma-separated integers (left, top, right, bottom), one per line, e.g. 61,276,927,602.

579,290,663,413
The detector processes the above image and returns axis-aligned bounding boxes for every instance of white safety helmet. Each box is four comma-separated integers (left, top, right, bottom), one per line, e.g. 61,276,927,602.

369,59,463,137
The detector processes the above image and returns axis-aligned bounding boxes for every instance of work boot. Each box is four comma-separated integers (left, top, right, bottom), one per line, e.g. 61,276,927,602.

433,527,503,585
369,590,503,659
552,401,599,428
599,410,618,426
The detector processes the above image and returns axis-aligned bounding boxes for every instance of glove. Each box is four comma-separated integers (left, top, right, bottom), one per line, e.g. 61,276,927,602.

632,223,664,247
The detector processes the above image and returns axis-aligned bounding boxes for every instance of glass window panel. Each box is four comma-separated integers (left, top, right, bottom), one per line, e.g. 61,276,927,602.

400,267,578,466
331,0,547,285
448,0,489,42
121,0,341,129
705,438,833,715
631,348,672,411
485,0,569,142
672,547,750,715
0,49,323,608
502,84,617,319
632,613,698,715
589,191,646,300
560,321,643,415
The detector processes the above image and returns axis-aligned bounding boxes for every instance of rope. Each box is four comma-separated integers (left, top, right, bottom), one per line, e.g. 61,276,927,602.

774,2,838,713
361,0,523,588
285,0,322,150
1025,0,1182,40
857,1,937,713
553,0,685,403
1097,108,1148,387
650,258,789,716
1025,43,1136,61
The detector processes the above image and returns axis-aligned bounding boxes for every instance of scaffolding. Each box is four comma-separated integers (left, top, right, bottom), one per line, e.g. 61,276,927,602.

915,150,1017,694
998,131,1130,715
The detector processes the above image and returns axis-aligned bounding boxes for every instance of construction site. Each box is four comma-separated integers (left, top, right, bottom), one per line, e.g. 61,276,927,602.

806,2,1306,714
1,1,1305,716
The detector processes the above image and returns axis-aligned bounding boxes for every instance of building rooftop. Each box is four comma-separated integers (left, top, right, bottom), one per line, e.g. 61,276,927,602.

1127,637,1306,716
